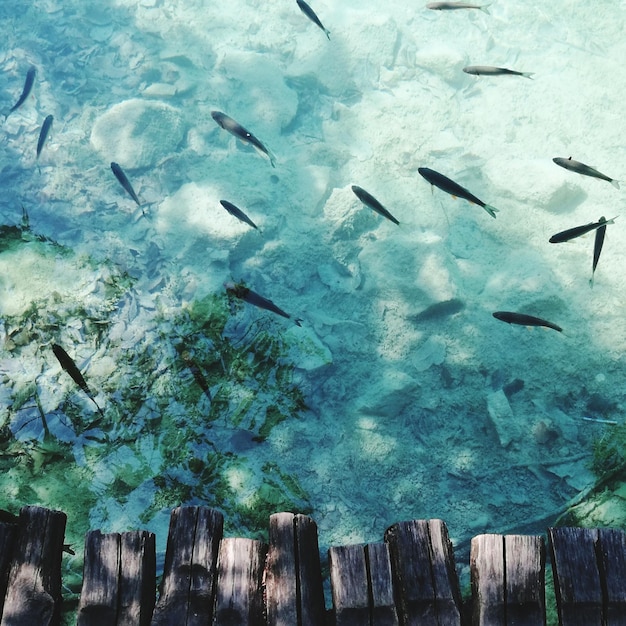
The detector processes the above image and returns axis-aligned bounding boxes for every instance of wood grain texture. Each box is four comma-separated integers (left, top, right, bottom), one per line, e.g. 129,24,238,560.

366,542,399,626
294,514,325,626
213,537,266,626
0,506,66,626
0,520,18,618
329,544,369,626
548,527,602,626
150,506,223,626
597,528,626,626
118,531,156,626
470,534,505,626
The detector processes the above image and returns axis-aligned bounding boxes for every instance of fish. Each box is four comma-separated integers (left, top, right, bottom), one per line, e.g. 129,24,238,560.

36,114,53,160
52,343,104,416
225,281,302,326
553,157,619,189
463,66,533,79
211,111,276,167
180,350,213,402
6,66,36,118
418,167,498,218
110,162,144,214
410,298,465,322
590,216,608,287
296,0,330,40
351,185,400,225
220,200,259,230
549,216,616,243
492,311,562,332
427,2,490,13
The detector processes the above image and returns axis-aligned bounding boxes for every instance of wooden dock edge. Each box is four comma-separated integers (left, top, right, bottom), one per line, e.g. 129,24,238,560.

1,506,626,625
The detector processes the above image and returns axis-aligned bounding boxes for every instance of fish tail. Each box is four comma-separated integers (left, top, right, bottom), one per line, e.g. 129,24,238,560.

294,318,303,327
483,204,498,218
480,4,491,14
522,72,534,79
325,29,330,40
610,179,620,189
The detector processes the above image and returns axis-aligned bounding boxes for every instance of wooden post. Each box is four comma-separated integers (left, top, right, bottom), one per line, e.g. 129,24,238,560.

470,534,545,626
213,537,266,626
596,528,626,626
264,512,326,626
0,519,18,618
151,506,223,626
76,530,156,626
367,542,399,626
0,505,66,626
548,527,602,626
385,519,463,626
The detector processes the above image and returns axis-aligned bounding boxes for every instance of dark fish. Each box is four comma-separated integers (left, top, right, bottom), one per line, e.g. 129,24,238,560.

6,66,36,118
52,343,104,415
553,157,619,189
36,114,53,160
296,0,330,40
590,216,608,287
225,281,302,326
549,216,616,243
492,311,562,333
220,200,259,230
418,167,498,218
410,298,465,322
351,185,400,225
211,111,276,167
463,65,533,79
180,351,212,402
110,162,143,212
427,2,490,12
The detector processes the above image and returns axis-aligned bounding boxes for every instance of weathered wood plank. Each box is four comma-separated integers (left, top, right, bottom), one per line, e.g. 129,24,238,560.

548,527,602,626
151,506,223,626
385,519,462,626
294,514,326,626
118,531,156,626
329,544,369,626
366,542,399,626
597,528,626,626
213,537,266,626
265,513,325,626
76,531,121,626
470,534,505,626
0,520,18,618
0,505,66,626
504,535,545,626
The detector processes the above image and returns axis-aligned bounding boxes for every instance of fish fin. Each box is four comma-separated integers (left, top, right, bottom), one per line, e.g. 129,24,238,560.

483,204,498,218
522,72,534,79
480,4,491,14
325,29,330,40
294,318,303,327
610,179,620,189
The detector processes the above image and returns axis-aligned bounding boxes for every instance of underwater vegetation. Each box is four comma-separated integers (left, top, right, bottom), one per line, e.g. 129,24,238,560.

0,218,312,582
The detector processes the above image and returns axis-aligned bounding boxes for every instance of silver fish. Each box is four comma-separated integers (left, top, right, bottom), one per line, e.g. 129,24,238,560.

211,111,276,167
6,66,36,118
553,157,619,189
492,311,562,333
220,200,259,230
427,2,490,13
36,114,54,160
463,65,533,79
226,281,302,326
296,0,330,40
351,185,400,225
549,216,616,243
418,167,498,218
590,216,608,287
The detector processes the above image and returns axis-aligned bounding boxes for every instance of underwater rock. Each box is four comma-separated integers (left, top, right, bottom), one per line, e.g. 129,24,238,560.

284,325,332,371
487,389,525,448
90,99,185,168
413,336,446,372
317,259,362,293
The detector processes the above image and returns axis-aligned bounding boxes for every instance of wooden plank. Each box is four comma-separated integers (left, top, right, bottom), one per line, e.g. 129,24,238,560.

385,519,462,626
470,534,505,626
76,531,121,626
597,528,626,626
118,531,156,626
329,545,370,626
151,506,223,626
548,527,602,626
294,514,326,626
265,513,326,626
265,513,299,626
0,520,18,618
365,542,399,626
504,535,545,626
213,537,266,626
0,505,66,626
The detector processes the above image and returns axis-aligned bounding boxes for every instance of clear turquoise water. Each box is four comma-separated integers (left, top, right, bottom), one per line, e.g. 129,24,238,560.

1,0,625,594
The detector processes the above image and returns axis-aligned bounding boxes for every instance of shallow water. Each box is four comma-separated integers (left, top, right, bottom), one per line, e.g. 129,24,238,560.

1,0,625,593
